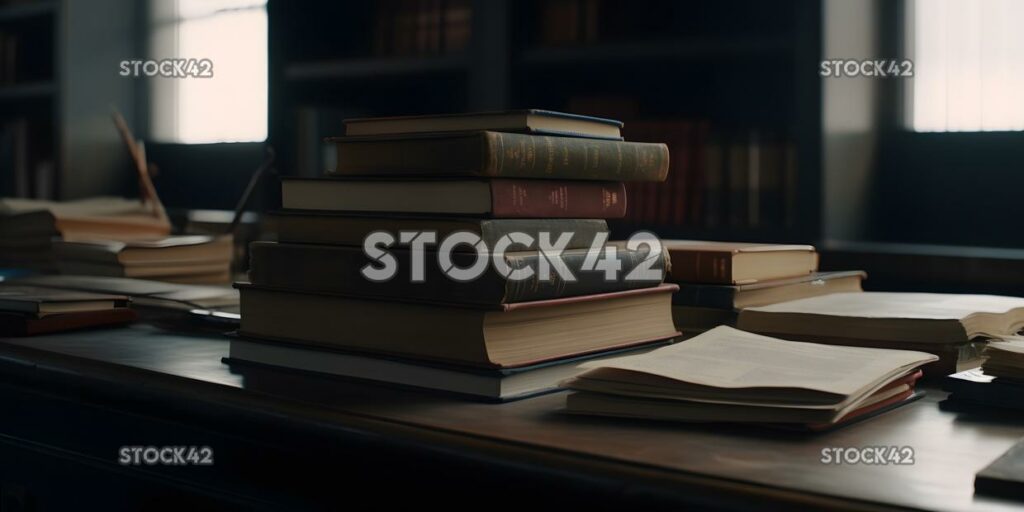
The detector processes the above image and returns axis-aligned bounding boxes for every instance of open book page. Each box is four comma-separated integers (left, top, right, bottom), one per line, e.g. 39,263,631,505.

744,292,1024,320
575,326,936,397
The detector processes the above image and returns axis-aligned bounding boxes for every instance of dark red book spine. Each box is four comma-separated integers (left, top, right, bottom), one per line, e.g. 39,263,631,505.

489,180,627,218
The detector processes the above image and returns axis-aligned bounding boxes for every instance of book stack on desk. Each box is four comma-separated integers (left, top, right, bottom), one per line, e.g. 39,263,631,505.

0,285,136,336
0,197,171,272
562,326,936,430
942,340,1024,413
663,240,865,336
233,110,682,401
52,235,233,284
737,293,1024,376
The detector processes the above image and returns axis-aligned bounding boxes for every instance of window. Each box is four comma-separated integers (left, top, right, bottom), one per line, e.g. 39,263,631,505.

906,0,1024,132
149,0,268,143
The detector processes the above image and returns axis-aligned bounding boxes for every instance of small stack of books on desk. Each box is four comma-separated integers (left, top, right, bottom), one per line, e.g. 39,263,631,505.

232,110,681,401
0,197,171,272
663,240,865,336
52,235,233,285
942,340,1024,413
562,326,936,430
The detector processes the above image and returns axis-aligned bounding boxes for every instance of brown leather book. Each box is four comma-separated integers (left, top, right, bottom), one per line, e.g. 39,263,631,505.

236,283,680,368
0,308,137,336
664,240,818,284
326,131,669,182
281,178,628,218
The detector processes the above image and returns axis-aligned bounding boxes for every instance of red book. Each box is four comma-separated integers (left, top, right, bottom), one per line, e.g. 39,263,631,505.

0,309,137,336
281,177,627,218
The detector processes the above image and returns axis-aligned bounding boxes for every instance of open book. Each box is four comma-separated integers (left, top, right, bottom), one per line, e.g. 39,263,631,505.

737,292,1024,344
561,326,936,425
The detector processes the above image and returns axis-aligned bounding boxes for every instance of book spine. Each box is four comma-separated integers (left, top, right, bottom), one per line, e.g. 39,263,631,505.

477,219,608,249
489,180,627,219
483,131,669,182
667,250,734,284
502,246,667,303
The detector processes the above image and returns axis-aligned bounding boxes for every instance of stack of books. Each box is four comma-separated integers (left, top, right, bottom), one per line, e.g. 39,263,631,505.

738,292,1024,376
232,110,682,401
52,235,233,285
562,326,936,430
0,197,171,271
942,339,1024,413
0,285,136,336
663,240,865,336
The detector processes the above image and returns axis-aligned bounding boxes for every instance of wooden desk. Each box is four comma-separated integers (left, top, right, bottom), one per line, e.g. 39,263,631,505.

0,324,1022,511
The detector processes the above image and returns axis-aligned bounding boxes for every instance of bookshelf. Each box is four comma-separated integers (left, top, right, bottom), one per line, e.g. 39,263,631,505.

268,0,823,244
0,0,139,201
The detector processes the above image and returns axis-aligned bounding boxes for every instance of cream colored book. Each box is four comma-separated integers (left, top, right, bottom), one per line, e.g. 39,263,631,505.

737,292,1024,344
562,326,935,423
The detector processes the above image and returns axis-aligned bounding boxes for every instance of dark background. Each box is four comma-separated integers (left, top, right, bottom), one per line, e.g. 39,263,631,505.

1,0,1022,291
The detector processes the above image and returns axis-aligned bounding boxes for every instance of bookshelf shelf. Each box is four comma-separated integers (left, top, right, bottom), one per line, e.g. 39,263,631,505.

520,36,793,66
0,80,56,100
0,0,56,22
284,54,468,82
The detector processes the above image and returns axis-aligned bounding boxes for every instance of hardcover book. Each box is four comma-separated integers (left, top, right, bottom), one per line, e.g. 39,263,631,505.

236,283,680,369
325,131,669,182
663,240,818,284
281,178,628,218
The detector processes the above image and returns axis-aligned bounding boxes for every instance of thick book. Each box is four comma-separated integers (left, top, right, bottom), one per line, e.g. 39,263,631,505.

226,336,669,402
236,283,680,369
247,241,667,305
673,271,866,309
663,240,818,284
53,235,232,266
738,292,1024,345
561,326,935,425
343,110,624,140
0,308,137,336
267,212,609,250
0,285,129,317
975,437,1024,501
281,177,627,218
326,131,669,182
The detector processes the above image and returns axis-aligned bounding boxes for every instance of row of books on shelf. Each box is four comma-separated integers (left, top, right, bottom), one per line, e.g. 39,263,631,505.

372,0,471,57
0,117,54,200
623,121,798,230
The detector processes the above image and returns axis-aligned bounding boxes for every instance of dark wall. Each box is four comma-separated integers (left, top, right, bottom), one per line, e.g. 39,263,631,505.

870,131,1024,248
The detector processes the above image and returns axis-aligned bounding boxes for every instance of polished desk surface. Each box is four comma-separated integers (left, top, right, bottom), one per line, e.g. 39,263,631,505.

1,324,1023,512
